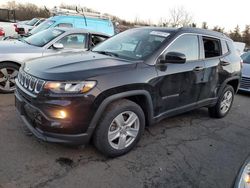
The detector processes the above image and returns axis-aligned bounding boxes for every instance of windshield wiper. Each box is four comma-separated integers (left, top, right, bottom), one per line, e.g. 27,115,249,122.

94,51,119,57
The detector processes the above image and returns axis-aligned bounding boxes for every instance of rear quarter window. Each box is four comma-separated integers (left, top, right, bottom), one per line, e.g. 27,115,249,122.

221,40,229,55
202,37,222,58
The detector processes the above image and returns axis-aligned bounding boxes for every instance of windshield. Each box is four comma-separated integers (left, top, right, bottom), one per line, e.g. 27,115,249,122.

241,52,250,64
26,18,39,26
29,20,55,35
92,29,170,60
24,29,64,47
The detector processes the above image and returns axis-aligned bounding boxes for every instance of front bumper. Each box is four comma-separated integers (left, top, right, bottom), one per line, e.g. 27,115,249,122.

15,87,94,145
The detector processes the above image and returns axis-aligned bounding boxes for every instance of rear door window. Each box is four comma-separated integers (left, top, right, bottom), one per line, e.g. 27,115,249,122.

202,37,222,58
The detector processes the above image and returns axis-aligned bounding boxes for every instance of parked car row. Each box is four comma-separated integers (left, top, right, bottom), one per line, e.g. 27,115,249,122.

0,10,116,92
0,27,110,93
15,18,46,36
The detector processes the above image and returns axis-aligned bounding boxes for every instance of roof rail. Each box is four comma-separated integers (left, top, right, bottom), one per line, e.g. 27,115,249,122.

50,7,110,20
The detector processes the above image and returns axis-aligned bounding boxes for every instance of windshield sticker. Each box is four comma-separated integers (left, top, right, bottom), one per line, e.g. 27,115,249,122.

150,31,170,37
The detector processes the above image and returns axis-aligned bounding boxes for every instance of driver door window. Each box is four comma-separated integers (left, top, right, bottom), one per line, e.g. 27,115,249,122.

166,35,199,61
57,34,87,49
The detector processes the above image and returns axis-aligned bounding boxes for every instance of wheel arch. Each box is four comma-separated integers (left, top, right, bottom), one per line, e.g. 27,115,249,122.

218,76,240,96
86,90,154,140
0,61,22,68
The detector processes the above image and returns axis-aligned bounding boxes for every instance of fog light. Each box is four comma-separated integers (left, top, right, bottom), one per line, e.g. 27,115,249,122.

50,110,67,119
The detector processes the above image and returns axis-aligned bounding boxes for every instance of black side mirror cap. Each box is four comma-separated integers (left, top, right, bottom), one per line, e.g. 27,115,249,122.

159,52,186,64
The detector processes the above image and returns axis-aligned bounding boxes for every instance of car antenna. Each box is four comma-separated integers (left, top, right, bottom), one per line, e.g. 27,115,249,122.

76,7,87,26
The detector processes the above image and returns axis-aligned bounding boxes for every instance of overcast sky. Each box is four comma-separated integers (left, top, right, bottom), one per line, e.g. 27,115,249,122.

0,0,248,31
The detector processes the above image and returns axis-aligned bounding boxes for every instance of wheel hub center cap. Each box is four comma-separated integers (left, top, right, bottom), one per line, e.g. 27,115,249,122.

120,127,127,134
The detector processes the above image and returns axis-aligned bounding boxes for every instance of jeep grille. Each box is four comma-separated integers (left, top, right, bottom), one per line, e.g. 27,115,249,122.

17,70,45,93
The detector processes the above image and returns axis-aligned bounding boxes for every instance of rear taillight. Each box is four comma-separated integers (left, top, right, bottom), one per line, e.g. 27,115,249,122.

0,27,5,36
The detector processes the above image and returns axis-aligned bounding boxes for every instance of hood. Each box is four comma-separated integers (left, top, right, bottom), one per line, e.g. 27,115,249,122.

24,51,137,81
0,40,40,53
242,63,250,77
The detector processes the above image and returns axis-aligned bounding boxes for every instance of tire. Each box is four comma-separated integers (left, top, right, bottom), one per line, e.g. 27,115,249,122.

0,62,20,93
93,99,145,157
208,85,235,118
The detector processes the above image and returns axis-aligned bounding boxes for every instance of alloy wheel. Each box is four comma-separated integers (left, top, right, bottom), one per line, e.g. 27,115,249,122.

0,68,18,92
108,111,140,150
220,90,233,114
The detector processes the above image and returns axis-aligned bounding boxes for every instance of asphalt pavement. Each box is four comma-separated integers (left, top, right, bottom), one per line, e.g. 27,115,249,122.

0,93,250,188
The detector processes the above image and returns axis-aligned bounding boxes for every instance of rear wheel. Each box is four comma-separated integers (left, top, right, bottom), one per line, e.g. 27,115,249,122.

93,99,145,157
0,62,19,93
208,85,234,118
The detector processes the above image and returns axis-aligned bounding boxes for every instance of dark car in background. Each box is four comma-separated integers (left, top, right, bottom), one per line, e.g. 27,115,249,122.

15,27,241,157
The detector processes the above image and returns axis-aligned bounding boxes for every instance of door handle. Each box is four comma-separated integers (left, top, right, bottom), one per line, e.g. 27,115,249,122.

193,66,204,72
220,61,230,66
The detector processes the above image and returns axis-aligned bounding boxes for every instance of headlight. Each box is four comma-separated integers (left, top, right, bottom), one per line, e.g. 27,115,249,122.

44,81,96,94
234,158,250,188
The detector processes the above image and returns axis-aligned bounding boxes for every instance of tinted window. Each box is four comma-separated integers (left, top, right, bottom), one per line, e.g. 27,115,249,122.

166,35,199,61
221,40,229,55
24,29,64,47
57,34,86,49
93,29,169,60
203,37,222,58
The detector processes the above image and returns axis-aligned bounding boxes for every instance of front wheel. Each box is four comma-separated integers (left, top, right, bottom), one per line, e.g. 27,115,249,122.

93,99,145,157
0,62,19,93
208,85,235,118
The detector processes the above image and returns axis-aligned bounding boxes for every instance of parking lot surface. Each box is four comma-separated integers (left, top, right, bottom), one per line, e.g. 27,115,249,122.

0,93,250,188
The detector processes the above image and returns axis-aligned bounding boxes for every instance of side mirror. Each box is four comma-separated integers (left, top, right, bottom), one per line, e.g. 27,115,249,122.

52,43,64,49
159,52,186,64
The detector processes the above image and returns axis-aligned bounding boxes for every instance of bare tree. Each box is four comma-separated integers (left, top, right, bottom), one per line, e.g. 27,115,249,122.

202,22,208,29
229,25,242,42
158,17,169,27
242,25,250,47
168,7,193,27
213,26,225,33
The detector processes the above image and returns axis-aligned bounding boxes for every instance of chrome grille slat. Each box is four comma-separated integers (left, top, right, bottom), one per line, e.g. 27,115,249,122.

17,70,45,93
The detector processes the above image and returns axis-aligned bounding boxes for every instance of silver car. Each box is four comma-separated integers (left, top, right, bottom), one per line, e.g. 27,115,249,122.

239,52,250,92
0,27,110,93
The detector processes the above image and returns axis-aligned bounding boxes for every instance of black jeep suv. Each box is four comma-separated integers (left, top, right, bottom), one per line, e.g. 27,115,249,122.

15,27,242,157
